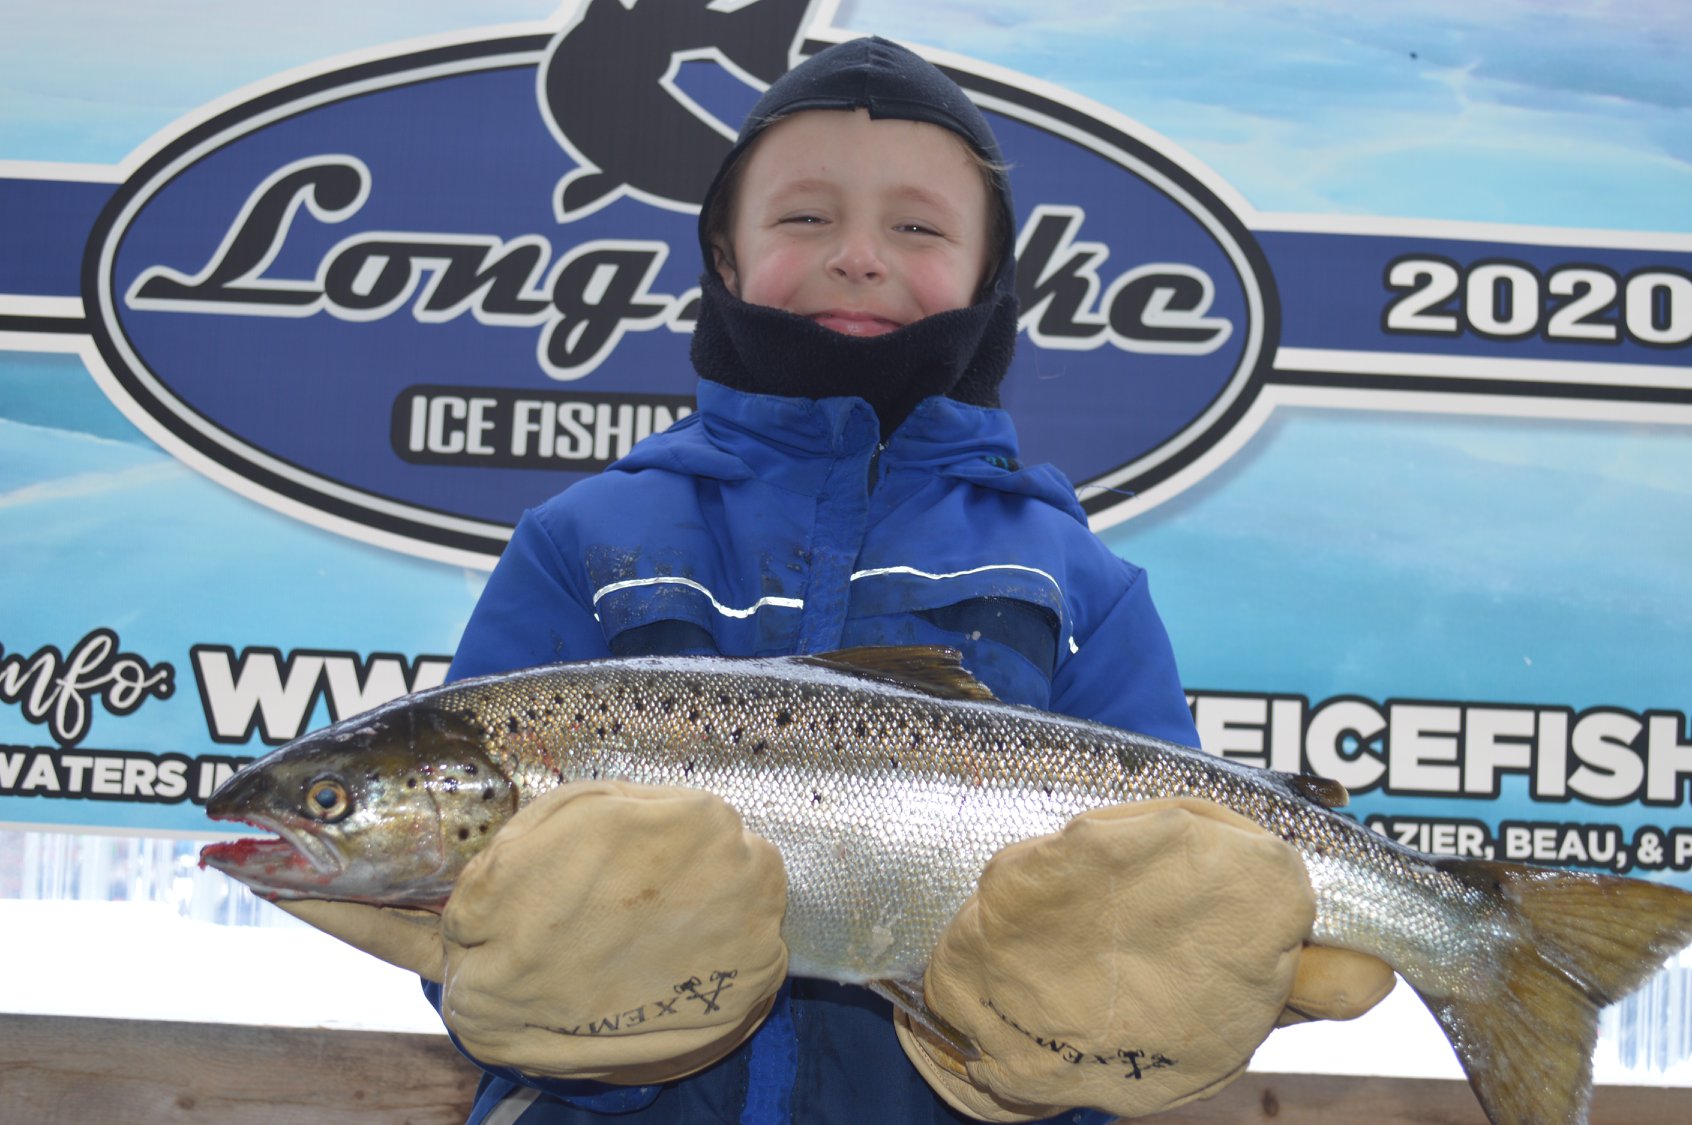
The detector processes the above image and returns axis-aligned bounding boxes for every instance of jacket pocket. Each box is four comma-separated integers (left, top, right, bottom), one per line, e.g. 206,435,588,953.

842,565,1065,707
592,576,802,656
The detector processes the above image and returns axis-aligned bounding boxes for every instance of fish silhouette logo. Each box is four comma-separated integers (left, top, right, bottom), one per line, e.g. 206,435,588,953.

541,0,816,220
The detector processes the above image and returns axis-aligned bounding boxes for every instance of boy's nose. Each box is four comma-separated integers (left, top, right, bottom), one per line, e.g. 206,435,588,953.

826,227,885,283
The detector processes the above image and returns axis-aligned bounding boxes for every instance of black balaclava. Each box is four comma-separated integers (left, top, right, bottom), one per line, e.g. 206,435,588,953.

690,36,1018,440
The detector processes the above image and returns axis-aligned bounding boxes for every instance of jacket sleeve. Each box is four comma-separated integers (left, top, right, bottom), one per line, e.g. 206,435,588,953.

1049,563,1199,748
447,509,611,683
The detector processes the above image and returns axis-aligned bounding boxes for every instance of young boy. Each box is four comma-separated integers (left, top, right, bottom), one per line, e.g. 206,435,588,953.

453,36,1197,743
285,36,1390,1125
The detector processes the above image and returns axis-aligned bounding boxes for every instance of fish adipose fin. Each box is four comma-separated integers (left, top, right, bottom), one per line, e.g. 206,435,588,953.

800,646,999,703
1278,772,1349,809
1412,859,1692,1125
868,978,983,1063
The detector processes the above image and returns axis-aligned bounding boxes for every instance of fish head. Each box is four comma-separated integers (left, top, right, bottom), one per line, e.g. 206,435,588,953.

200,701,518,909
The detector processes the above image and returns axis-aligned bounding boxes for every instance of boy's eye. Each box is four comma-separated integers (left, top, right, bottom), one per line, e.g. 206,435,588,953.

895,222,942,236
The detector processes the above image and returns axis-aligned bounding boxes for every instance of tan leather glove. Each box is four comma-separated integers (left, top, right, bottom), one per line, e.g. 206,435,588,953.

280,780,789,1085
895,798,1395,1123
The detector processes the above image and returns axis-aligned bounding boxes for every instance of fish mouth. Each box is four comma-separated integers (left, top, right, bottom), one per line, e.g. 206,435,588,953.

200,813,345,883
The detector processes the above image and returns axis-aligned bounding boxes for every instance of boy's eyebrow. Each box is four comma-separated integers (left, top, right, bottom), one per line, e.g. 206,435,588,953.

887,183,960,215
766,178,961,216
766,177,837,200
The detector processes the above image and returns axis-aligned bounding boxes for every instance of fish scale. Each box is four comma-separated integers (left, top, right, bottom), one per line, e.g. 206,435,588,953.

203,646,1692,1125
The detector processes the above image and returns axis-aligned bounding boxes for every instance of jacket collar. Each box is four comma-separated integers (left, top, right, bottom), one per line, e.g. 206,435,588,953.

609,380,1085,521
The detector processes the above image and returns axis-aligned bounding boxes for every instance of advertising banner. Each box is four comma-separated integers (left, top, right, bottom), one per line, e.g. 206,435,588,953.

3,1,1690,1060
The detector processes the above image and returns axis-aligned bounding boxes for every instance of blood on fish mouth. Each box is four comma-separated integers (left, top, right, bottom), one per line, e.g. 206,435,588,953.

201,835,309,871
200,817,341,877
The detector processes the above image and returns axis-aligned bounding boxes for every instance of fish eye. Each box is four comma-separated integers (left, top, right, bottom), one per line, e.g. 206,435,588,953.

305,777,351,822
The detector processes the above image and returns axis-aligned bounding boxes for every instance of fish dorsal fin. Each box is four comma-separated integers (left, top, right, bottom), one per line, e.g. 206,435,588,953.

1280,772,1349,808
798,645,999,702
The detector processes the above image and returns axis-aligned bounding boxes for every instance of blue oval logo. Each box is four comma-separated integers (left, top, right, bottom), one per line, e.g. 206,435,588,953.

85,4,1274,564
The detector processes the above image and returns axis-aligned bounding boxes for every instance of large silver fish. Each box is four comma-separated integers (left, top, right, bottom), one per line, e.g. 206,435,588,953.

202,647,1692,1124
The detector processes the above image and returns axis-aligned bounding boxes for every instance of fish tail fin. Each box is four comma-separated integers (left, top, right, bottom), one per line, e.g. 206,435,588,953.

1407,859,1692,1125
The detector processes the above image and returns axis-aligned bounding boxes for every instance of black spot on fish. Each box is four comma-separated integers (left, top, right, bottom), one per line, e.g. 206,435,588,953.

406,777,418,789
889,756,899,768
507,717,521,734
479,825,489,835
855,721,868,737
595,726,606,738
775,710,792,726
684,760,695,775
687,708,700,722
811,791,823,804
444,777,460,793
634,699,646,712
611,720,623,734
598,701,609,714
574,712,585,723
731,726,743,742
457,828,470,842
752,740,768,755
482,786,495,801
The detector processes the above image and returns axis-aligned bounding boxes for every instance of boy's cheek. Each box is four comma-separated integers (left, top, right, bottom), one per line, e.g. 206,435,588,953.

734,258,805,314
905,264,978,319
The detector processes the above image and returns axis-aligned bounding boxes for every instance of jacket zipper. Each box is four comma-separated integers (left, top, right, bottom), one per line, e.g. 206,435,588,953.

866,441,887,495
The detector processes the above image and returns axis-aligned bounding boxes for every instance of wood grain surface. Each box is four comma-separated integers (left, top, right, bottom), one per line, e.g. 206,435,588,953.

0,1014,480,1124
1,1013,1687,1123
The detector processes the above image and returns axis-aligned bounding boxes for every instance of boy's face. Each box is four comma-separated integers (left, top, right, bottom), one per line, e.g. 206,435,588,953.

716,109,991,337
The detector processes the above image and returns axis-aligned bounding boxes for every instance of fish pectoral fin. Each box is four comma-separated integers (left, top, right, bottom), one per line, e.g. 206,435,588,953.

799,646,999,703
868,978,983,1064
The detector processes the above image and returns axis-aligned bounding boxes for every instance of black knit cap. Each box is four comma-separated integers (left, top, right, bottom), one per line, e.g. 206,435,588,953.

698,35,1016,302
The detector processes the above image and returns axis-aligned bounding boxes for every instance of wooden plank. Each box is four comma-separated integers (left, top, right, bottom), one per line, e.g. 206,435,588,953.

1,1013,1688,1123
1155,1071,1692,1124
0,1013,480,1124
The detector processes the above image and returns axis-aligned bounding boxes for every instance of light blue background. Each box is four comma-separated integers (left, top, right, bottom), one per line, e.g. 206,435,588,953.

2,1,1689,869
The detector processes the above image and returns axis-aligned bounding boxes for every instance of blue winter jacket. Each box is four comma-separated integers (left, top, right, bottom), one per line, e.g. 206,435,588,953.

430,378,1200,1125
